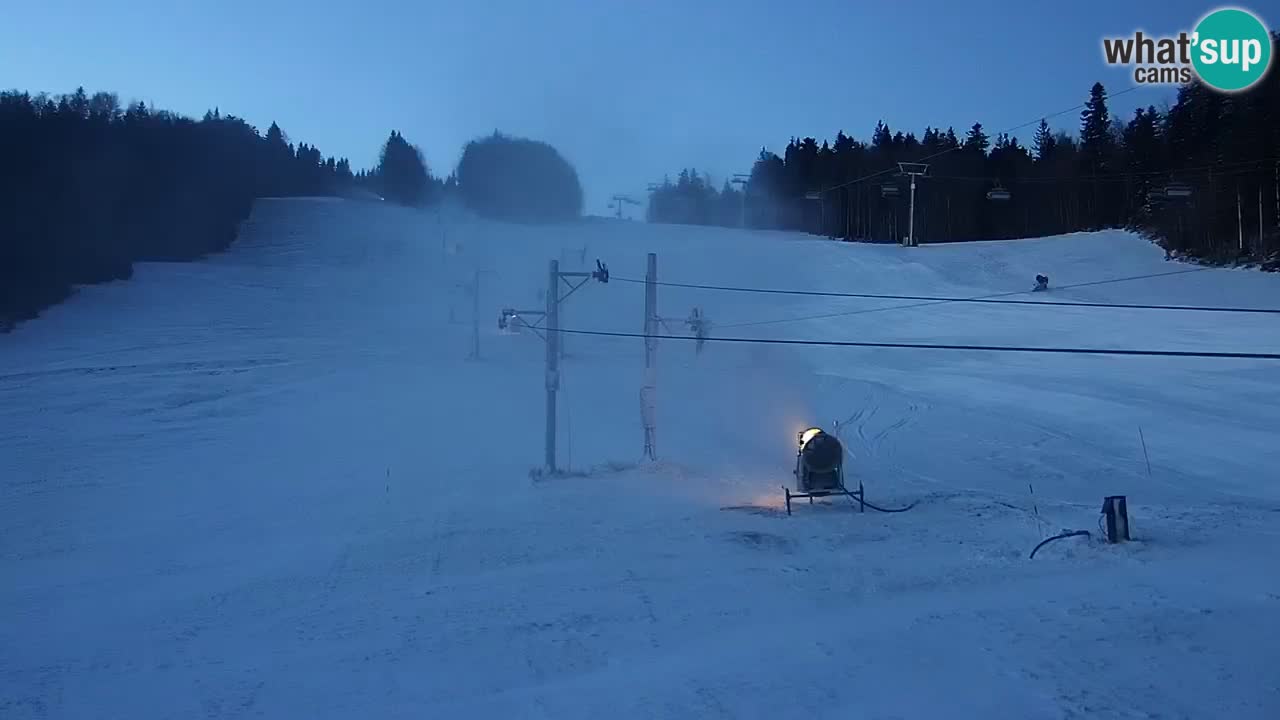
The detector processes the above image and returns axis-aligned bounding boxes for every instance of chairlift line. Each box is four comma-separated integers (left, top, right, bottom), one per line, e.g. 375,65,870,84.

548,327,1280,361
611,267,1280,316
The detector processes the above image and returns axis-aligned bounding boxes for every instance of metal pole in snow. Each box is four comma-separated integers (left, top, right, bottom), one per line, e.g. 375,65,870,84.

908,174,918,247
559,275,567,360
545,259,560,473
644,254,656,371
470,268,480,360
1238,186,1244,253
642,253,657,461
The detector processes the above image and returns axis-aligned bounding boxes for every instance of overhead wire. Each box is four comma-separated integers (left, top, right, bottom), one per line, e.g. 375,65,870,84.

548,327,1280,361
698,267,1210,329
615,266,1280,330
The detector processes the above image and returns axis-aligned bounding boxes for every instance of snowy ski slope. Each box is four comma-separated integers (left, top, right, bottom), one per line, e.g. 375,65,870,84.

3,197,1279,718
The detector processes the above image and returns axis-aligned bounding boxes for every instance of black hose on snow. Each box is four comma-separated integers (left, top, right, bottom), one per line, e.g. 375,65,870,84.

1028,530,1091,559
862,498,918,513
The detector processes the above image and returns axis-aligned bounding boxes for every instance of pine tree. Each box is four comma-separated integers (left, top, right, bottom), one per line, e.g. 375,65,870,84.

265,121,287,149
872,122,893,151
1080,82,1115,170
964,123,990,155
921,127,939,153
1032,119,1056,161
1079,82,1120,228
375,130,432,206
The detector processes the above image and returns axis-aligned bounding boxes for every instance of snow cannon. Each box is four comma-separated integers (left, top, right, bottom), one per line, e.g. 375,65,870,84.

797,428,842,491
784,426,864,515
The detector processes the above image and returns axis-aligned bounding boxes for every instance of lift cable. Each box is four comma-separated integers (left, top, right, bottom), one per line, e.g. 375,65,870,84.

548,327,1280,360
615,267,1280,321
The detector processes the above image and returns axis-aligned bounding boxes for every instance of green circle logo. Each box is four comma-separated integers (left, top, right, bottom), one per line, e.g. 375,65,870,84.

1191,8,1272,92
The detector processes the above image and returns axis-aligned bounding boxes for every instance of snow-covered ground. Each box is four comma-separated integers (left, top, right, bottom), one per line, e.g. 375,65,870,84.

3,198,1279,719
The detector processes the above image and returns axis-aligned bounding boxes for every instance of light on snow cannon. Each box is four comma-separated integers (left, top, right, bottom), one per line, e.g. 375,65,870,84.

796,428,842,491
799,427,824,450
785,426,864,515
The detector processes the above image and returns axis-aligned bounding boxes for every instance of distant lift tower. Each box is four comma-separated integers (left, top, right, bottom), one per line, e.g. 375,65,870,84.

610,194,641,220
898,162,929,247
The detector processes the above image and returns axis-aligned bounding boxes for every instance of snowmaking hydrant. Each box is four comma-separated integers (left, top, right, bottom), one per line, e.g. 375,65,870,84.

784,427,865,515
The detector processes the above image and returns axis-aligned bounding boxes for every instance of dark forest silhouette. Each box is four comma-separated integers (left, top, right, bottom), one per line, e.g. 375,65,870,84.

0,89,436,330
649,36,1280,270
0,86,588,330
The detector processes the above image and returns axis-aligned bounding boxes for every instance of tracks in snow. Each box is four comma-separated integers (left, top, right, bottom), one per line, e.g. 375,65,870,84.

827,379,929,492
0,357,294,385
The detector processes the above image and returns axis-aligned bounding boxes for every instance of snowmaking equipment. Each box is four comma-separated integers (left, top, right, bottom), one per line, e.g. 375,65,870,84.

784,426,865,515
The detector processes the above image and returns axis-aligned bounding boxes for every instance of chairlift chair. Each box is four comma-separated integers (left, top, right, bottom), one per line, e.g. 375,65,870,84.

986,184,1011,201
880,183,900,199
1164,183,1193,199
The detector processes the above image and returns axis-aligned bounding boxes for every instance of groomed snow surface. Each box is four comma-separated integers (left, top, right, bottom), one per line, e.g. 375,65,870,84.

3,198,1279,719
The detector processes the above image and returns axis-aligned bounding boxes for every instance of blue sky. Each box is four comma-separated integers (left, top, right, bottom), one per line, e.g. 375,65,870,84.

1,0,1246,213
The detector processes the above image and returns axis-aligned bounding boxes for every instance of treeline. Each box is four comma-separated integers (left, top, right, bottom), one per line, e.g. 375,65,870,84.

355,131,585,221
649,32,1279,267
0,88,362,328
646,169,743,227
0,85,590,331
0,86,469,330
